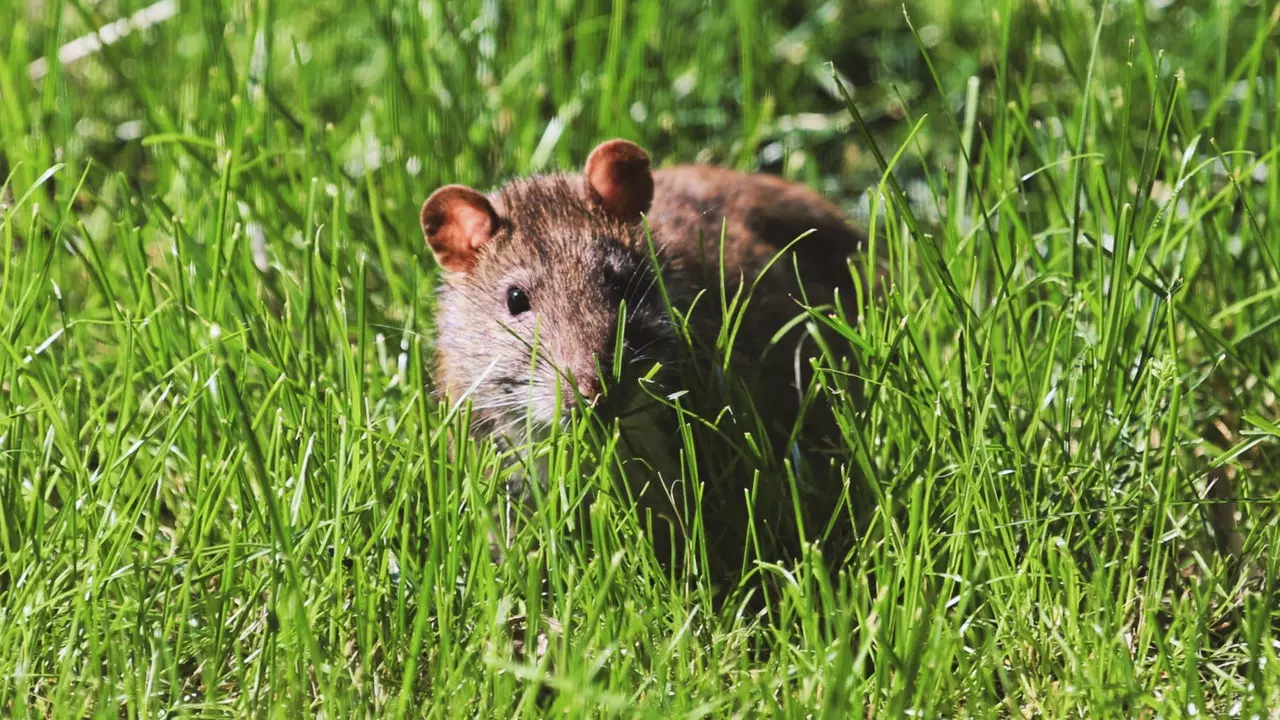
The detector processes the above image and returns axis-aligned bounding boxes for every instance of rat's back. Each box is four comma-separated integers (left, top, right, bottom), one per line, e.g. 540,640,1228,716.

620,163,874,469
648,165,869,308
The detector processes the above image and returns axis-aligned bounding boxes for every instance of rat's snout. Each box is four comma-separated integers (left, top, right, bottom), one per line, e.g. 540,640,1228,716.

574,373,602,407
564,353,607,409
554,302,629,412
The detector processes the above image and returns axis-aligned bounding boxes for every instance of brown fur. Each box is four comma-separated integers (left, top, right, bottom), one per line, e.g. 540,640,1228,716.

424,140,875,573
428,149,870,428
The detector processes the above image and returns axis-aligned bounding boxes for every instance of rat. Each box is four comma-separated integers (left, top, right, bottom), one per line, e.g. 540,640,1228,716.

421,139,875,567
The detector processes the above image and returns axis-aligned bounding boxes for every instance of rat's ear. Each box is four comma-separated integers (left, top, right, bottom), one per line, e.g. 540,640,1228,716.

421,185,500,273
583,139,654,221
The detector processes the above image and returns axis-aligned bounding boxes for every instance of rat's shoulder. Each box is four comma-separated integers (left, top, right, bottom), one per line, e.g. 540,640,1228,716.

651,164,845,216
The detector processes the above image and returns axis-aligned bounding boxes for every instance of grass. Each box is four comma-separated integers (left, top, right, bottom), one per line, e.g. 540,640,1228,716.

2,0,1279,716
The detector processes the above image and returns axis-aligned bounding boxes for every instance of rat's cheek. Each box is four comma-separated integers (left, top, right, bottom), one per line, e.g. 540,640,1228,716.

621,317,670,355
520,368,566,423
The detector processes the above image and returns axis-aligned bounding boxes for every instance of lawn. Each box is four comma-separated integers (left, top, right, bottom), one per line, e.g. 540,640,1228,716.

1,0,1278,716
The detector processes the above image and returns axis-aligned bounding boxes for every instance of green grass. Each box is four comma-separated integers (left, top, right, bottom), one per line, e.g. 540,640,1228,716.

2,0,1279,716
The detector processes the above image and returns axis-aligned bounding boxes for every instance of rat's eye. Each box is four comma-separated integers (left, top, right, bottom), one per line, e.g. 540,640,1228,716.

505,286,531,316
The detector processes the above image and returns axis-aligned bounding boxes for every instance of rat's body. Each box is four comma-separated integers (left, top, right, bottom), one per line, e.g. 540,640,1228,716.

423,140,872,569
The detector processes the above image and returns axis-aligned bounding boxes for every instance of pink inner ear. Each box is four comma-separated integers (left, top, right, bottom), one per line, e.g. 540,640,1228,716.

451,202,494,250
585,140,654,220
421,185,498,273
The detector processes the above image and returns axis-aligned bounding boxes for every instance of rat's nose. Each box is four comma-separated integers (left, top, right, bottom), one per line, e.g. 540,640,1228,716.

576,376,602,407
565,368,599,409
565,358,606,409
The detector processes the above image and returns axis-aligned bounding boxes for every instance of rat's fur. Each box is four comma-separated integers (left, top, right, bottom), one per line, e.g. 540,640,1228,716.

425,140,874,573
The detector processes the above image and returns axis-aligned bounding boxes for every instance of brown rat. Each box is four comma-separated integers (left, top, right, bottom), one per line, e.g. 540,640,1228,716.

422,139,875,569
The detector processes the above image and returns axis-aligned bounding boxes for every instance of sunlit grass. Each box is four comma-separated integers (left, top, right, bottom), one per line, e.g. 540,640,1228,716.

1,0,1278,716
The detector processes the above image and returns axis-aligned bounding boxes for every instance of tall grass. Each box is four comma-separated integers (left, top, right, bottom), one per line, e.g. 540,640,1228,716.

1,0,1277,716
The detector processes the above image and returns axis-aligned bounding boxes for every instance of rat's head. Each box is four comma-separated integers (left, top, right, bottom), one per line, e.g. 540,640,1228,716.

423,140,672,435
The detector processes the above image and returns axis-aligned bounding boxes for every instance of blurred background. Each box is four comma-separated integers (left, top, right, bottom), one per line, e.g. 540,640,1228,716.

7,0,1272,235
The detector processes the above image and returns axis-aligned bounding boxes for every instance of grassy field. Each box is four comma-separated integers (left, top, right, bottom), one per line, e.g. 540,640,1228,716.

2,0,1279,716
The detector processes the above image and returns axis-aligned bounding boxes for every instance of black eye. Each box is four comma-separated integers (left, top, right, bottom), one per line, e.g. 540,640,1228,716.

506,286,531,316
